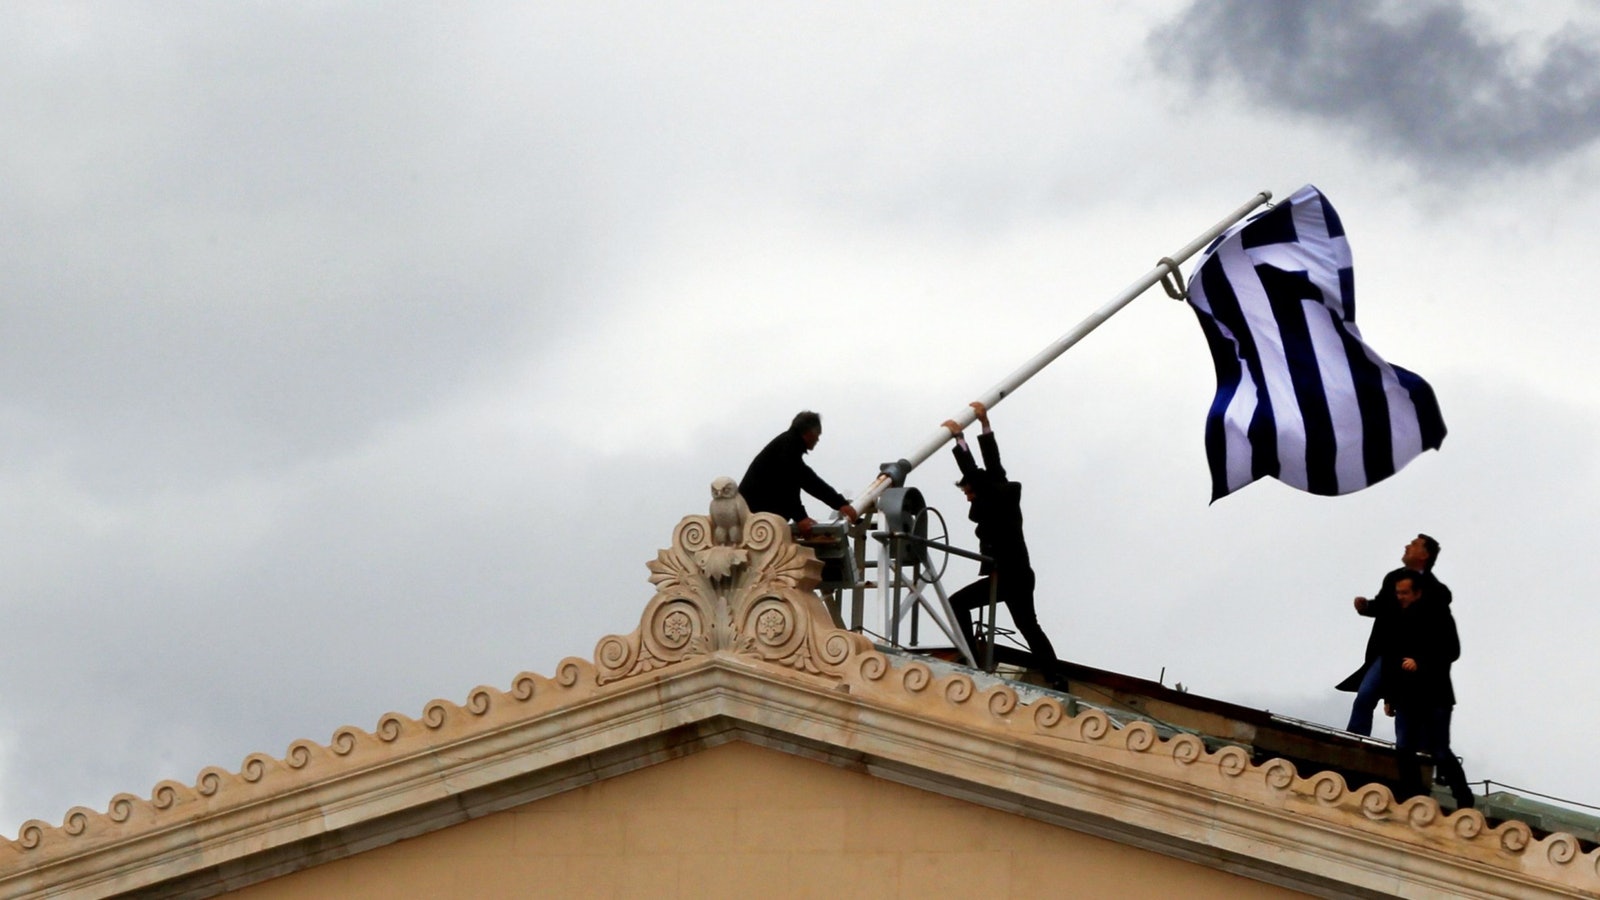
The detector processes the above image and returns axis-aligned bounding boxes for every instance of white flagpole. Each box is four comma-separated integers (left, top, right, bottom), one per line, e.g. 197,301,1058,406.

845,190,1272,516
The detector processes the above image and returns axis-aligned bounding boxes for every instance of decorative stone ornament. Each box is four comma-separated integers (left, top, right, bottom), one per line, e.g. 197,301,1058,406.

706,475,750,546
696,476,751,579
596,509,871,685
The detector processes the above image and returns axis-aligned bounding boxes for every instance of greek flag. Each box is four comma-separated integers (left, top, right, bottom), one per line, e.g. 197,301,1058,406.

1186,185,1446,501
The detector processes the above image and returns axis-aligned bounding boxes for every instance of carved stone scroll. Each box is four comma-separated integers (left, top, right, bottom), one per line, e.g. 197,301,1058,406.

596,512,870,684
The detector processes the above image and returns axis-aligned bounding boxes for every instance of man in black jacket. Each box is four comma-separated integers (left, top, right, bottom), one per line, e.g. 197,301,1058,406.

1336,534,1450,735
739,411,858,536
943,403,1060,679
1382,571,1474,809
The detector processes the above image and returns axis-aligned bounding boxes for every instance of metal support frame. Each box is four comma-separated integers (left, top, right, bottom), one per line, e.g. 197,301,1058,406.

871,528,997,670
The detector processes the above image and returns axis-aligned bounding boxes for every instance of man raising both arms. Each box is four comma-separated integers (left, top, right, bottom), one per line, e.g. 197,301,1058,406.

944,403,1062,686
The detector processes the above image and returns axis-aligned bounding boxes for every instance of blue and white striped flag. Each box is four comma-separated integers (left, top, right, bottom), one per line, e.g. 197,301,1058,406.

1186,185,1446,501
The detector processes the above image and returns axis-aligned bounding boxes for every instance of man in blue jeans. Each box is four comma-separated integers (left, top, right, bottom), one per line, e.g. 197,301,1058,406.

1336,535,1450,735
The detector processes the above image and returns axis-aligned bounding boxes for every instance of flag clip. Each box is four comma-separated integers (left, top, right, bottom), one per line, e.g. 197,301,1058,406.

1158,257,1187,300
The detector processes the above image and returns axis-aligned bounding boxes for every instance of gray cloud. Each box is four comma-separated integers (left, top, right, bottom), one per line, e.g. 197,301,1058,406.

1150,0,1600,172
0,4,599,492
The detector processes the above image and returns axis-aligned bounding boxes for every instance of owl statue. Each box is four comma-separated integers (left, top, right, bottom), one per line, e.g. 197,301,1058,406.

708,476,751,546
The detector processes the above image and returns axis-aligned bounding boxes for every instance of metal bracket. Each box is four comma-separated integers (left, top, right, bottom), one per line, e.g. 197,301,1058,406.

1158,256,1187,300
878,458,913,488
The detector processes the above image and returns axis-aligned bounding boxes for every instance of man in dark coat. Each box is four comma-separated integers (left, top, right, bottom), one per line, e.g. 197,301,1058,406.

943,403,1060,680
1379,571,1474,809
739,411,858,536
1336,534,1450,735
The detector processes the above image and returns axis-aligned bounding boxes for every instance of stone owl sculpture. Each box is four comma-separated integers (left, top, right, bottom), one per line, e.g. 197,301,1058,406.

708,475,751,546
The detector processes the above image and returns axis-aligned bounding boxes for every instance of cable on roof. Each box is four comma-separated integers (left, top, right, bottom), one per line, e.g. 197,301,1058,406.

1475,780,1600,813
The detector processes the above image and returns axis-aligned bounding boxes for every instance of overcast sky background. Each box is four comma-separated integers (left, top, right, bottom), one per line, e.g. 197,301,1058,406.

6,0,1600,835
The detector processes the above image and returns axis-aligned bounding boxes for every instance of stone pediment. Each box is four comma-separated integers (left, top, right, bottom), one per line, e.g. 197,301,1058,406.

3,506,1599,898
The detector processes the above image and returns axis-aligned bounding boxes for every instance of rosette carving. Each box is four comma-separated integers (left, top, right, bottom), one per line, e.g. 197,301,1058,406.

595,511,868,684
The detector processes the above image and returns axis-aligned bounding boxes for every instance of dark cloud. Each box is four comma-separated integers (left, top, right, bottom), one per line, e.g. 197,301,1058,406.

1150,0,1600,172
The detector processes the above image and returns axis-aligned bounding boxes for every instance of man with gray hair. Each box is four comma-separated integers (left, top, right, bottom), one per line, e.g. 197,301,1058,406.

739,411,859,537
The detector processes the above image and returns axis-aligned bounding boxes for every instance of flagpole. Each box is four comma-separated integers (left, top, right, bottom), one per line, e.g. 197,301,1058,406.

844,190,1272,517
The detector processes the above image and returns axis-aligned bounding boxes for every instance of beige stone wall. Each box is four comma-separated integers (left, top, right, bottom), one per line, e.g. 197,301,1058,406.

229,741,1308,899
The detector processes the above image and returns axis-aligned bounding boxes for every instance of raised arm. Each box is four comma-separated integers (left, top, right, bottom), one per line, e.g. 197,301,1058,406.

946,423,984,485
971,403,1007,481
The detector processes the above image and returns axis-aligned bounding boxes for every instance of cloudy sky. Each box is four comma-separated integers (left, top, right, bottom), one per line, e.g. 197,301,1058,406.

6,0,1600,834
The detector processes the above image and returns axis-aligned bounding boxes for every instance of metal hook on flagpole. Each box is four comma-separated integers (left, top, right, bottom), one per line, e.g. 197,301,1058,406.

1158,257,1187,300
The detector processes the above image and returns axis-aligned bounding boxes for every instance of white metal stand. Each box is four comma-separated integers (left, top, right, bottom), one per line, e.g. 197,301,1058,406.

874,520,978,666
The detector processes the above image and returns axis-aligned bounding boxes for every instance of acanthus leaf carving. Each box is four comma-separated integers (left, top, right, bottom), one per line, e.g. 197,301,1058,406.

597,509,868,685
